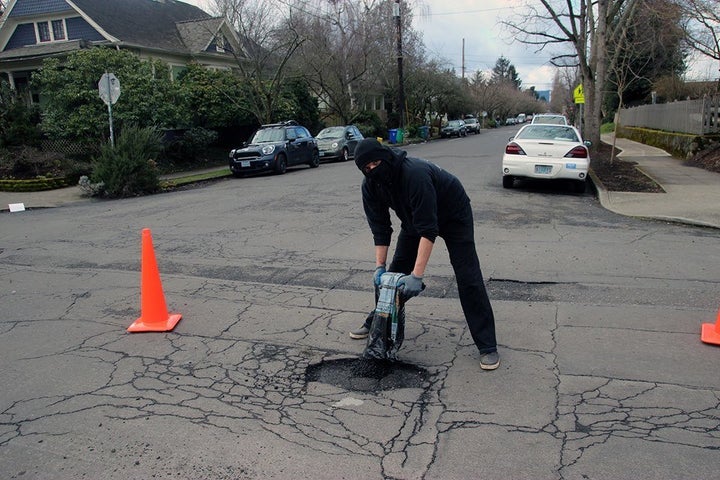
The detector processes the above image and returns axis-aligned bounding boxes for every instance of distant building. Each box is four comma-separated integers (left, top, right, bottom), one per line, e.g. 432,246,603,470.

536,90,551,102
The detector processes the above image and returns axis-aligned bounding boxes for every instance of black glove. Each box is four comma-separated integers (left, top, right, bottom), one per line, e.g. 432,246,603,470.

398,273,423,298
373,265,386,287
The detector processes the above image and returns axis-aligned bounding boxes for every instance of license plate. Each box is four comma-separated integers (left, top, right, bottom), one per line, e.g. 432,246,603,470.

320,151,327,156
535,165,552,174
241,160,251,167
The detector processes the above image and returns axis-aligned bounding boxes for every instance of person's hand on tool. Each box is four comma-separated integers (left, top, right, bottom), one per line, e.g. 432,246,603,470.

398,273,423,298
373,265,386,287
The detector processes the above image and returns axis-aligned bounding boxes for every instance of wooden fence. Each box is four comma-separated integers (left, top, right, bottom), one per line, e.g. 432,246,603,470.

618,95,719,135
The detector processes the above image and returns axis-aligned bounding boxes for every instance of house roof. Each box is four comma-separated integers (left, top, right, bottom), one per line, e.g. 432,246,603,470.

0,38,91,60
175,16,224,53
69,0,212,53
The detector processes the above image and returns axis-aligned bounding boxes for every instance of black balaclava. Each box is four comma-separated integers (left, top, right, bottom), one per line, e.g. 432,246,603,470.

354,138,394,184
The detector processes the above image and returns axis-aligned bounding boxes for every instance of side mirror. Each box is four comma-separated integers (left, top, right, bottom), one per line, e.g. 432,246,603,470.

508,136,514,142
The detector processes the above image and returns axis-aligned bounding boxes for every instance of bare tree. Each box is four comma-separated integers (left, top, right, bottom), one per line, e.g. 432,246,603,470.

208,0,307,124
502,0,642,150
467,69,544,124
292,0,392,124
678,0,720,86
550,68,580,117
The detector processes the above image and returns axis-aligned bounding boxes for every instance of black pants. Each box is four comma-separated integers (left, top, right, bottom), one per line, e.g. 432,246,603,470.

363,204,497,354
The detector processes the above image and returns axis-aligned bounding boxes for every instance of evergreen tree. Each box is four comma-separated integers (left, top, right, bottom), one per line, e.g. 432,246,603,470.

491,56,522,89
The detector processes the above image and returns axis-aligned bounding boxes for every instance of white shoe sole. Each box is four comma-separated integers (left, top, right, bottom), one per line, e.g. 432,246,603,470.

480,361,500,370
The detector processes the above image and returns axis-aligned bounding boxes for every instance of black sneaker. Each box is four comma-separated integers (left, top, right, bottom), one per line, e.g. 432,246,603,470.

349,326,370,339
480,351,500,370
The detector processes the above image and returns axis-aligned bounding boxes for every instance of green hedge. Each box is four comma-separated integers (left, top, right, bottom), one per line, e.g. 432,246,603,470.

0,177,70,192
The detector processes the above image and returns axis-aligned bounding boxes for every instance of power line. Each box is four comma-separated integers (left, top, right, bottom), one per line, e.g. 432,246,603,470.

424,6,515,16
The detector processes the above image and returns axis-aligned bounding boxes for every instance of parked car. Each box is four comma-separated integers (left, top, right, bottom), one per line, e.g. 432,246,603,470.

440,120,467,138
229,120,320,176
315,125,364,162
463,117,481,134
505,117,517,126
531,114,569,125
502,124,591,193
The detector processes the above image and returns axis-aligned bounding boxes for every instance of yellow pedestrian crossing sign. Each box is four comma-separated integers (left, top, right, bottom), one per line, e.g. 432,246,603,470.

573,84,585,104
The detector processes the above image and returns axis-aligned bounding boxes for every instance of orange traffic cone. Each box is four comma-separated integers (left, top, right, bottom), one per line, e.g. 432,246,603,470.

700,308,720,345
127,229,182,333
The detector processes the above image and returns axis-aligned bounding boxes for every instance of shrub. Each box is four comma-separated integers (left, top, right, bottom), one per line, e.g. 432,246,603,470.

600,122,615,134
0,146,70,179
0,81,42,148
77,175,105,197
353,111,385,138
90,124,163,198
405,124,419,138
160,127,219,168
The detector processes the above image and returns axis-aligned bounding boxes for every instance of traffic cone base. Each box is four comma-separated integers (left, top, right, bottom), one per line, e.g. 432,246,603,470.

127,228,182,333
700,308,720,345
127,313,182,333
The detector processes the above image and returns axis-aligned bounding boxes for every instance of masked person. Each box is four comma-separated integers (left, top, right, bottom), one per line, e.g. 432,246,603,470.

349,138,500,370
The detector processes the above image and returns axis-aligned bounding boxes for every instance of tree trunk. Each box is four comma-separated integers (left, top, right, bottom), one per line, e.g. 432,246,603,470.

584,0,609,150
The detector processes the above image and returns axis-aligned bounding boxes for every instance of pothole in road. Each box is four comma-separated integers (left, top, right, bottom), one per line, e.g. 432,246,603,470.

305,357,429,393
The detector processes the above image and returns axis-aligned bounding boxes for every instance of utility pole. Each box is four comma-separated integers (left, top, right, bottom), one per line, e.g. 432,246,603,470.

394,0,405,129
462,38,465,80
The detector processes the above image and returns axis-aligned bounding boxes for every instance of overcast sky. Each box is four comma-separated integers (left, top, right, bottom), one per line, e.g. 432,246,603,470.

184,0,718,89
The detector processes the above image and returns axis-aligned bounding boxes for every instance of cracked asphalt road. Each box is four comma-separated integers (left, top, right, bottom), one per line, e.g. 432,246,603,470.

1,128,719,479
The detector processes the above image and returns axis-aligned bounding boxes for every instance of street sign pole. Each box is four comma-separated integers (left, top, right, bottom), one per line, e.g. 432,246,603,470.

573,84,585,139
106,73,115,148
98,72,121,148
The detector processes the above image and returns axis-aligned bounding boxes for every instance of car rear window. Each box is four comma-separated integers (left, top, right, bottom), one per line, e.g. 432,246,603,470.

516,125,579,142
532,115,567,125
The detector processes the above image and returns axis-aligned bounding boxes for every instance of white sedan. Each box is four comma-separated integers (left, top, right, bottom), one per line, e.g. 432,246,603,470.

502,124,590,193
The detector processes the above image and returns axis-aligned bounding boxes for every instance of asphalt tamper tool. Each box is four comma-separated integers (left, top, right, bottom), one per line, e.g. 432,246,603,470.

127,228,182,333
363,272,424,361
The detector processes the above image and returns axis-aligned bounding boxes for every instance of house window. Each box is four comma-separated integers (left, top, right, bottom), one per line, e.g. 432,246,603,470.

52,20,66,40
36,19,67,43
37,22,51,42
215,36,226,53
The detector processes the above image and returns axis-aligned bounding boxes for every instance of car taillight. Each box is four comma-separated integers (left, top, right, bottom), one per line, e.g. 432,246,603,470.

564,146,588,158
505,143,526,155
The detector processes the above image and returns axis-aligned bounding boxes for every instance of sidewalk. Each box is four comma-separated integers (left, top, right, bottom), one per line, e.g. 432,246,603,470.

2,140,720,229
591,134,720,229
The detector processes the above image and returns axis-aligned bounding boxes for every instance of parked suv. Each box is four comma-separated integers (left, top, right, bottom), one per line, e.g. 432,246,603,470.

229,120,320,176
440,120,468,138
463,117,480,134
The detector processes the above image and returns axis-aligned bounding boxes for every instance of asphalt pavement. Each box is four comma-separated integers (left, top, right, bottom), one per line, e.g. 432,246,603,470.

2,133,719,479
2,135,719,230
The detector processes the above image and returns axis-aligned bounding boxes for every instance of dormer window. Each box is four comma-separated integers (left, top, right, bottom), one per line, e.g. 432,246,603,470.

36,19,67,43
215,36,226,53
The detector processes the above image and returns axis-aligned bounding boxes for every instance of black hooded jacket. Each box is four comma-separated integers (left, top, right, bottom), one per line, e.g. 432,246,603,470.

361,147,471,246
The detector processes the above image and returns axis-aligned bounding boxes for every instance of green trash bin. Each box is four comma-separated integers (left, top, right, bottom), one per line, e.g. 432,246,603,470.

396,129,404,143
